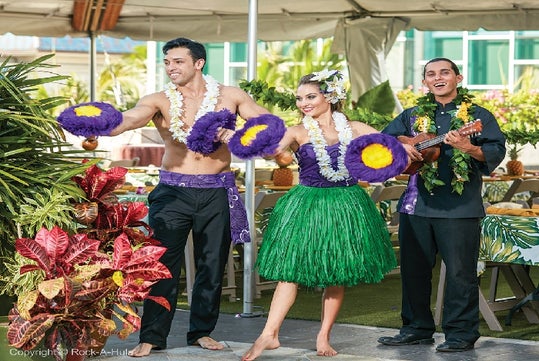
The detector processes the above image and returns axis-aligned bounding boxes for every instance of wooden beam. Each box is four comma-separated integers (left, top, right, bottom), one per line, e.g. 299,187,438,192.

100,0,125,31
71,0,92,31
71,0,125,32
89,0,105,32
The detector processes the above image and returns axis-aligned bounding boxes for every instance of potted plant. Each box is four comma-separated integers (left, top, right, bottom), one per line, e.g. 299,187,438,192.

5,164,172,361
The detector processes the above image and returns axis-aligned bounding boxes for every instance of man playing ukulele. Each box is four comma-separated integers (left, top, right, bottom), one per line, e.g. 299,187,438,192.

378,58,506,353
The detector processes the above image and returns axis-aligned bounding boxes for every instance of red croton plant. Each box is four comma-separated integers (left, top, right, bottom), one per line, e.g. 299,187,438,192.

71,163,158,251
7,164,171,361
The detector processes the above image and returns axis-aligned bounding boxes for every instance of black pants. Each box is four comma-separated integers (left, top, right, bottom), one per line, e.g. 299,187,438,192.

138,183,231,348
398,214,481,343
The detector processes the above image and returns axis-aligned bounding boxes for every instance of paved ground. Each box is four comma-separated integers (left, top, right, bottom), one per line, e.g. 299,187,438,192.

94,309,539,361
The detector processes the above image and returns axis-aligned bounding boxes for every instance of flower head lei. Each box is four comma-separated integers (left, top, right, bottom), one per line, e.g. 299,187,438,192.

412,86,476,194
165,74,220,143
303,111,352,181
311,69,347,104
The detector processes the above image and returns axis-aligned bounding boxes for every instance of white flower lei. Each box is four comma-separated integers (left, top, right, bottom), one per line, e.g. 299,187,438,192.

302,111,352,181
165,74,220,143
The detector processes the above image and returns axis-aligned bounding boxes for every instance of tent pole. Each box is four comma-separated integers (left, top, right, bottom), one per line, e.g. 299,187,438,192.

89,31,97,102
241,0,262,318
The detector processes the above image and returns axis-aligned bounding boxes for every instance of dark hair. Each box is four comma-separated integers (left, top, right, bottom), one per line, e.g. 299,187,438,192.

162,37,207,66
423,57,460,78
297,73,343,112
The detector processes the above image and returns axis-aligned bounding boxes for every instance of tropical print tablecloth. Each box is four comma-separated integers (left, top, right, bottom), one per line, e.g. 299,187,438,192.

480,214,539,266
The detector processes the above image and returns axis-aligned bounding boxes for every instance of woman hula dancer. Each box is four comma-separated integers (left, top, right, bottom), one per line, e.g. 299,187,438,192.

242,70,403,360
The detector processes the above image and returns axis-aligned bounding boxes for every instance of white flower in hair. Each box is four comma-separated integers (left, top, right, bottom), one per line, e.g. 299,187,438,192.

311,69,347,104
311,69,337,82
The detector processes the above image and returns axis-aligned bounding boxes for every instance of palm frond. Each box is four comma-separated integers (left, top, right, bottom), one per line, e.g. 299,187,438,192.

0,54,94,260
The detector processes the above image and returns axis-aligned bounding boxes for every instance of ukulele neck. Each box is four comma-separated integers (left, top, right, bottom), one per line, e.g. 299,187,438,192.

414,134,446,151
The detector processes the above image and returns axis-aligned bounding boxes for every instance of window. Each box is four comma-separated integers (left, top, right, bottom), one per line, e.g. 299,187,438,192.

423,31,463,60
226,42,247,86
467,39,509,86
515,31,539,60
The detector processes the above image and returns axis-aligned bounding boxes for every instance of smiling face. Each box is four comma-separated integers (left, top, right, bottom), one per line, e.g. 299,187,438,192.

422,59,463,104
295,83,331,118
163,47,205,86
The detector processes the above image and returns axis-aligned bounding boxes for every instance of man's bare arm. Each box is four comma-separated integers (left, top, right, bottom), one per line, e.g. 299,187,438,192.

109,95,160,136
234,87,271,120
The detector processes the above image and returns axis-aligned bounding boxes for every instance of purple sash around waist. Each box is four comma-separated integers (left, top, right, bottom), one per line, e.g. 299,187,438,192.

398,115,421,215
399,173,418,214
158,170,250,244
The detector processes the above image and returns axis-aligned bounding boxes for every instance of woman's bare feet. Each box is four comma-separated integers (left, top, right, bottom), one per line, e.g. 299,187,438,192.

241,334,280,361
194,336,224,350
128,343,155,357
316,334,338,357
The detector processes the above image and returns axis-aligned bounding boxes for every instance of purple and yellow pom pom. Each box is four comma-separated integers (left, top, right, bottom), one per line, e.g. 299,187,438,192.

186,109,237,154
344,133,408,183
57,102,122,137
228,114,286,159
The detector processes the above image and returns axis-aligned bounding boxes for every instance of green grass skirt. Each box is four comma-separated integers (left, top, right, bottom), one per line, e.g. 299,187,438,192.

256,184,397,288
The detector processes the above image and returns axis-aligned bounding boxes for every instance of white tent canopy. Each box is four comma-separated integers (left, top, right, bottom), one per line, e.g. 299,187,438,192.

3,1,539,97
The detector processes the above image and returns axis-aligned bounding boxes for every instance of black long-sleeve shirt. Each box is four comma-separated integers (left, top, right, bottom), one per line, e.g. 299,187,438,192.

382,101,506,218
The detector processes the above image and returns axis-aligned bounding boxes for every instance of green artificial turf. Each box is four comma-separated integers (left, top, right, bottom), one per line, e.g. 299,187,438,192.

177,261,539,341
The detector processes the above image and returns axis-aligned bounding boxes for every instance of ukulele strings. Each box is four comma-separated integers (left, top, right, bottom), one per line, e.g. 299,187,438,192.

415,135,445,151
414,121,480,151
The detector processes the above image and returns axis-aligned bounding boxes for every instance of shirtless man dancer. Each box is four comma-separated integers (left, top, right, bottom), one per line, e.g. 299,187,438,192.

107,37,269,357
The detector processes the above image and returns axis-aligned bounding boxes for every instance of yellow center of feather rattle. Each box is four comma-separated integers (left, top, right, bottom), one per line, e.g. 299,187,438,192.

361,144,393,169
240,124,268,146
75,105,102,117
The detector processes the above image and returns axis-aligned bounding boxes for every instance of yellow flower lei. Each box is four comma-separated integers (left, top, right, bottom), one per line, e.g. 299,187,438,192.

412,87,475,194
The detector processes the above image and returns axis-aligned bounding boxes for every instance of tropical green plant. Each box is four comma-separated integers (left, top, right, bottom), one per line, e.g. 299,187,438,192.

0,188,82,299
257,39,345,91
254,42,288,87
239,79,297,112
97,45,147,111
345,80,395,130
0,54,95,264
13,188,79,237
45,44,147,113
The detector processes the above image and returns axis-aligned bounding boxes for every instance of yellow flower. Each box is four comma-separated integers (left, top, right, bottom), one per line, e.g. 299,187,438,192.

415,116,431,132
361,143,393,169
456,102,469,120
74,104,103,117
240,124,268,146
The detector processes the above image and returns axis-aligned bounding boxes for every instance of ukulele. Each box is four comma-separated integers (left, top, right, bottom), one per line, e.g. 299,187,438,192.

398,119,483,175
